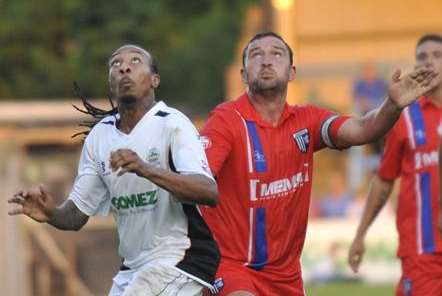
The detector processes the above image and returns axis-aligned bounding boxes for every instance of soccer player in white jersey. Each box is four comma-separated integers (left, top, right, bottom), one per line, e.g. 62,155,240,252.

8,45,221,296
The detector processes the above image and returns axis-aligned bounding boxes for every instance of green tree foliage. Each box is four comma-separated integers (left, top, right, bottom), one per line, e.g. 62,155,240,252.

0,0,257,111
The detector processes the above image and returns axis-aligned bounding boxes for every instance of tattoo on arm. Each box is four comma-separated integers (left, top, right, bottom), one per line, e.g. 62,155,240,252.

48,200,89,231
371,180,393,217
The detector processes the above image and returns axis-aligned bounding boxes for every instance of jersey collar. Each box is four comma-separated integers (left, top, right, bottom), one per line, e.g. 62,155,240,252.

114,100,167,135
235,92,296,127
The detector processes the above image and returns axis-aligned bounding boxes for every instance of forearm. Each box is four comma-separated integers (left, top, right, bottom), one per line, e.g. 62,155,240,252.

336,98,401,147
139,165,218,207
360,99,402,143
48,200,89,231
354,176,394,239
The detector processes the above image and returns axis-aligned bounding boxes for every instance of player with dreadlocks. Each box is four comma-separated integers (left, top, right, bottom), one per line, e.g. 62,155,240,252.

8,44,221,296
71,81,118,139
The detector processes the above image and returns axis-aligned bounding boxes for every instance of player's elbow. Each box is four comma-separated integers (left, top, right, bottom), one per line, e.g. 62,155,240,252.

183,175,219,207
204,182,219,207
72,216,89,231
72,224,84,231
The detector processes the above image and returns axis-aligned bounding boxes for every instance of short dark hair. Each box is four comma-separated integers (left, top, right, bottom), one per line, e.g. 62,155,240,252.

242,32,294,67
416,34,442,49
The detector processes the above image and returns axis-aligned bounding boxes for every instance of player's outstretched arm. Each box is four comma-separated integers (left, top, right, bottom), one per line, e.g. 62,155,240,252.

348,176,394,273
110,149,218,207
334,67,440,148
8,184,89,231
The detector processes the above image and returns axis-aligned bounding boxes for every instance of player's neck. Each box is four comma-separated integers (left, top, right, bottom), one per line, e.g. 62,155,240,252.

118,96,156,134
248,90,286,127
427,85,442,107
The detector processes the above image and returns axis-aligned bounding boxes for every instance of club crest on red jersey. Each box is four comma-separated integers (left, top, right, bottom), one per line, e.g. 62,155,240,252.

293,128,309,153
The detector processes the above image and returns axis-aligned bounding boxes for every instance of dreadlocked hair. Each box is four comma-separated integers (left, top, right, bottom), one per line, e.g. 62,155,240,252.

72,82,118,139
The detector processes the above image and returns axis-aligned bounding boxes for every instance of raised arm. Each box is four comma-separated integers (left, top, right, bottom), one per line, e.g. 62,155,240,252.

334,68,439,148
348,176,394,273
109,149,218,207
8,185,89,231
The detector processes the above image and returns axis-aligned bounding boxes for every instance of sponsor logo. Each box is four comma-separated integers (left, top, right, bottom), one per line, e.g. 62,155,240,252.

414,129,426,143
254,150,266,162
249,164,309,201
199,136,212,149
403,278,412,296
97,160,110,176
111,190,158,210
415,150,438,169
100,161,106,174
213,278,224,293
293,128,310,153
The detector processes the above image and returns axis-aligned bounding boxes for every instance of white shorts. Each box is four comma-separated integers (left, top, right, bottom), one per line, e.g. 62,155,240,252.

108,263,205,296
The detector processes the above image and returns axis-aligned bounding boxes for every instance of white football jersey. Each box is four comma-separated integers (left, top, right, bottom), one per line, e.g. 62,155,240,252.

69,101,219,285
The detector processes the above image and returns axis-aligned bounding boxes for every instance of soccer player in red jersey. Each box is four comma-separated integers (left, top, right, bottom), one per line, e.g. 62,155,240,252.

200,31,440,296
349,34,442,296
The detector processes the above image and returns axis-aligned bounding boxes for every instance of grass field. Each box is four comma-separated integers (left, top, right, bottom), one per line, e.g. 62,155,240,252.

306,281,395,296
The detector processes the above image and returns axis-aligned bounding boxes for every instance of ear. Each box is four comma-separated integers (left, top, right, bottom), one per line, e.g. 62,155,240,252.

109,74,117,96
151,74,160,89
241,68,247,85
288,65,296,82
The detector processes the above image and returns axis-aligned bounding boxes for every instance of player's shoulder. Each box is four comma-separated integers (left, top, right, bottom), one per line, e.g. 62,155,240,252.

208,99,245,122
293,104,328,113
81,115,117,148
88,115,117,137
156,101,197,131
215,99,238,111
287,104,334,123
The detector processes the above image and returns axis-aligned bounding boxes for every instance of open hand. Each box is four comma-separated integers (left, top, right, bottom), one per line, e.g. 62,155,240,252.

387,67,440,109
8,184,55,223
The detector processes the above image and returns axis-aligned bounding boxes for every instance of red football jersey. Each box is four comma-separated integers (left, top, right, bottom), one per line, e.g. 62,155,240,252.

378,97,442,257
201,93,348,280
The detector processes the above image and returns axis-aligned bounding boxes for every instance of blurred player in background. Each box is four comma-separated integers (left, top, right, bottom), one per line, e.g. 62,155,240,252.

8,45,220,296
349,34,442,296
200,32,440,296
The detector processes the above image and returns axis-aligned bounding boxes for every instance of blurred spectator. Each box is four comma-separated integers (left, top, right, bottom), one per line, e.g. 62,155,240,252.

309,242,346,283
309,192,321,219
346,191,366,219
353,61,387,114
348,61,387,193
318,173,353,218
347,187,395,220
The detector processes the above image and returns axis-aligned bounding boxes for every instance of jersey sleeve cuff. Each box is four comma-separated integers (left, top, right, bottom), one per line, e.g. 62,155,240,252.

68,194,96,217
179,170,215,182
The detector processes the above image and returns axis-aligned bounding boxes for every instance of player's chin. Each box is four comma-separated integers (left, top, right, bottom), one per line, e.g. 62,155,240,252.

259,81,286,92
118,93,138,105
